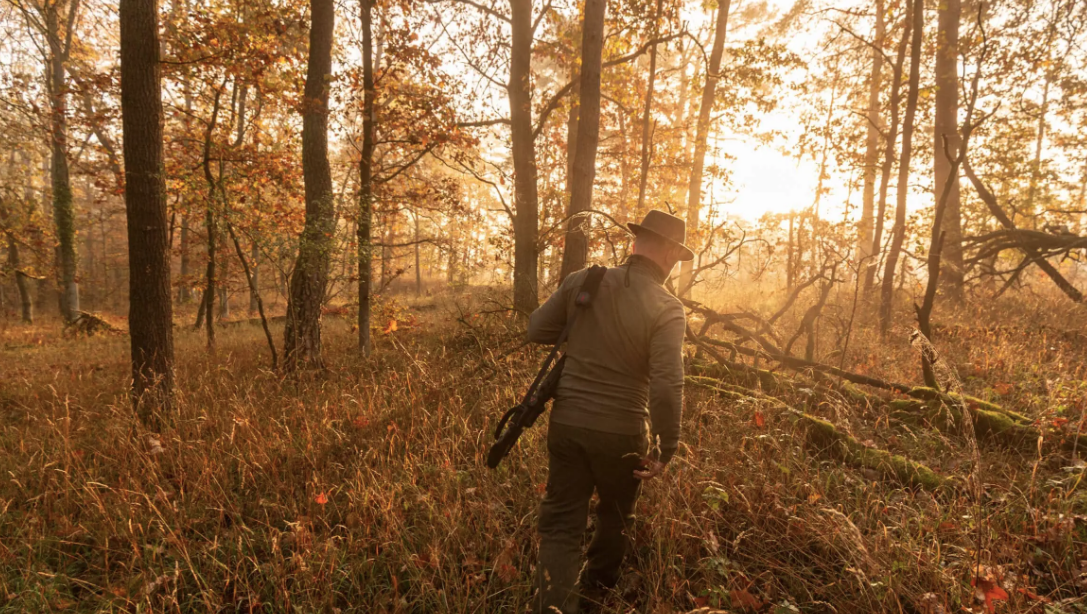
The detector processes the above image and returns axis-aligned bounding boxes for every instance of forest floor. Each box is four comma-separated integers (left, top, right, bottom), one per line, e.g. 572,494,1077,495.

2,286,1087,613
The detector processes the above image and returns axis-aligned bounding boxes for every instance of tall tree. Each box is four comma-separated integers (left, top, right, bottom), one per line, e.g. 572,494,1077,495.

558,0,607,278
6,233,33,323
856,0,884,290
677,0,731,296
933,0,963,300
864,0,912,295
635,0,664,218
509,0,539,310
284,0,335,370
880,0,922,335
358,0,376,356
48,0,80,320
11,0,84,320
120,0,175,423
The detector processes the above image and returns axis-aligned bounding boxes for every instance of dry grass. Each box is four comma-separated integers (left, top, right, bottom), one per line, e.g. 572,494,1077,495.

2,286,1087,613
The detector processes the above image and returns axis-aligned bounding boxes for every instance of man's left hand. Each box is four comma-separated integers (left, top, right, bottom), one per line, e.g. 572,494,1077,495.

634,459,665,481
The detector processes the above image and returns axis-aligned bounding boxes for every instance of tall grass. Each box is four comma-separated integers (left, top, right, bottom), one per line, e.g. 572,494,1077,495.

2,287,1087,613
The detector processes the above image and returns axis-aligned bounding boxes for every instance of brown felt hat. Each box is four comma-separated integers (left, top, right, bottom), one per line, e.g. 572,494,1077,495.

627,210,695,261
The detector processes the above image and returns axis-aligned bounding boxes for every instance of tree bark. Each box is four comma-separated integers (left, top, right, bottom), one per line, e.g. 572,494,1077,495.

879,0,922,335
933,0,963,301
201,83,225,350
635,0,664,219
228,221,277,368
120,0,175,425
249,241,259,313
677,0,731,296
414,211,422,295
7,234,33,323
285,0,336,370
857,0,884,290
510,0,540,310
358,0,376,356
45,0,80,321
559,0,607,279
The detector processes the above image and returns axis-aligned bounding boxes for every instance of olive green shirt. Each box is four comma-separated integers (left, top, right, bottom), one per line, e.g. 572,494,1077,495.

527,256,686,464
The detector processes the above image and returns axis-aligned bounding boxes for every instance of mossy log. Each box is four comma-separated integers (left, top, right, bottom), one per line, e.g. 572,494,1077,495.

688,375,947,491
688,358,781,392
891,393,1087,452
795,411,948,490
905,387,1031,424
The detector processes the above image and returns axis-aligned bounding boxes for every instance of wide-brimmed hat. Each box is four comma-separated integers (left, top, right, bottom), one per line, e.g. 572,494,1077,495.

627,210,695,261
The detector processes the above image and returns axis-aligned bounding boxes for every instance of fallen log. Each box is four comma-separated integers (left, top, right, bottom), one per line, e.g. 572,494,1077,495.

688,375,948,491
695,334,912,395
687,336,784,393
905,387,1031,425
796,411,949,491
890,393,1087,452
64,311,123,336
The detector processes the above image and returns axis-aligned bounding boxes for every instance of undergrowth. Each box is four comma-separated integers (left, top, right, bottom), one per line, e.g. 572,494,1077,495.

1,287,1087,613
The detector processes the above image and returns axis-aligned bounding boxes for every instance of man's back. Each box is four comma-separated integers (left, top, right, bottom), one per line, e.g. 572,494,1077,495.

527,256,685,463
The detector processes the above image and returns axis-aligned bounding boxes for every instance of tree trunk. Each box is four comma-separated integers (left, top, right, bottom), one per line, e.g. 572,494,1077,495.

554,77,578,285
559,0,607,279
218,284,229,319
203,208,216,346
933,0,963,301
249,241,259,313
879,0,922,335
120,0,175,424
510,0,540,310
1025,77,1050,228
786,211,795,290
178,215,192,302
228,221,277,368
201,84,225,350
677,0,731,296
635,0,664,219
7,234,33,323
285,0,336,370
865,3,911,295
857,0,884,290
176,0,193,305
358,0,376,356
414,211,422,296
45,1,80,321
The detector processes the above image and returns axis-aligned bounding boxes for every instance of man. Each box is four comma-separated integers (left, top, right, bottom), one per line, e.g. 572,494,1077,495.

527,209,692,614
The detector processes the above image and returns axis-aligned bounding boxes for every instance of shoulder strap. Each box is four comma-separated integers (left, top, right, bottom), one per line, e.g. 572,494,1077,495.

575,265,607,307
521,265,608,402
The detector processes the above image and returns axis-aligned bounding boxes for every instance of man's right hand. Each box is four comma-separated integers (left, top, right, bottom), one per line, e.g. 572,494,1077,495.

634,458,665,481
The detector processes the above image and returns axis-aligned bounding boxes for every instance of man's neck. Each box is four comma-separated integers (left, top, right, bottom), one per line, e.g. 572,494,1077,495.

628,254,668,284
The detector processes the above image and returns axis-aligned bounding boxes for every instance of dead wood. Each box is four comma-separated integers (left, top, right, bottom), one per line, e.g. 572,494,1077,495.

688,374,948,490
963,159,1084,304
889,389,1087,453
696,335,912,394
796,410,948,490
64,311,123,336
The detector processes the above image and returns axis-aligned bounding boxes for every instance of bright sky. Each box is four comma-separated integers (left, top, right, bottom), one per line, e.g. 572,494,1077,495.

702,0,840,225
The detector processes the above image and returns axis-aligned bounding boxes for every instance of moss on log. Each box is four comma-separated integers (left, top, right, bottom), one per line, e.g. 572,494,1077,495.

906,387,1031,425
797,412,948,491
689,373,947,490
891,395,1038,450
688,359,781,392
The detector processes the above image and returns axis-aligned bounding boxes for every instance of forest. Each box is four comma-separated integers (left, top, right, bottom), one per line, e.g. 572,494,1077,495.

1,0,1086,610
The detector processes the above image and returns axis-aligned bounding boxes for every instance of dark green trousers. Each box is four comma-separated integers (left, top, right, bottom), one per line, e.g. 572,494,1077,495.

534,422,648,614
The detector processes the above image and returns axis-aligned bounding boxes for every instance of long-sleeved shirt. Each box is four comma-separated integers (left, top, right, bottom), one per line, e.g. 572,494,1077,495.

527,256,686,464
